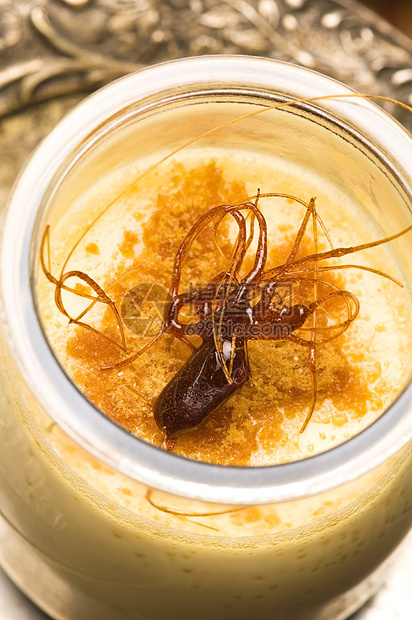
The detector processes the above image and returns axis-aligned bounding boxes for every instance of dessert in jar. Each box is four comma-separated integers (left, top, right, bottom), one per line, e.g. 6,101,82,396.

1,57,412,620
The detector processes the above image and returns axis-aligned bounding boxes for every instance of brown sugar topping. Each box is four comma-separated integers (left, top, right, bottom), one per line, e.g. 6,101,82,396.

65,161,384,466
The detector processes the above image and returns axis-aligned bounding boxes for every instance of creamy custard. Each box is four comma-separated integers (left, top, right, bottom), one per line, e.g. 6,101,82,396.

2,52,412,620
0,322,411,620
38,152,412,465
0,150,411,620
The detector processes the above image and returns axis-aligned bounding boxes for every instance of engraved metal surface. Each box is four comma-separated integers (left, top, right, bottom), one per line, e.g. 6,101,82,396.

1,0,412,123
0,0,411,618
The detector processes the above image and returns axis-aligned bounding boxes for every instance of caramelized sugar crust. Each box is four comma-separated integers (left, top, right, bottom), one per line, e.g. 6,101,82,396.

65,161,388,466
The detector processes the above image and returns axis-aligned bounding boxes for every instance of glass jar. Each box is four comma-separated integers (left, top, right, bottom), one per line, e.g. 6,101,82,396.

1,56,412,620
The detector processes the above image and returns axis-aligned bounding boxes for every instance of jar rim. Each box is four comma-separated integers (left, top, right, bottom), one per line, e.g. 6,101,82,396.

2,55,412,504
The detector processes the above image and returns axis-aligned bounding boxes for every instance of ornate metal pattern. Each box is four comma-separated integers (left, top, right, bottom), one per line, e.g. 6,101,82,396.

1,0,412,125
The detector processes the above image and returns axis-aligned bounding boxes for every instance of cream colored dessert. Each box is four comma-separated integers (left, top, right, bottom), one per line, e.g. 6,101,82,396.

39,152,412,465
0,150,411,620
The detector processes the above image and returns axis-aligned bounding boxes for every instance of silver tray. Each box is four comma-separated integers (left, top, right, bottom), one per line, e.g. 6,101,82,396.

0,0,411,617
